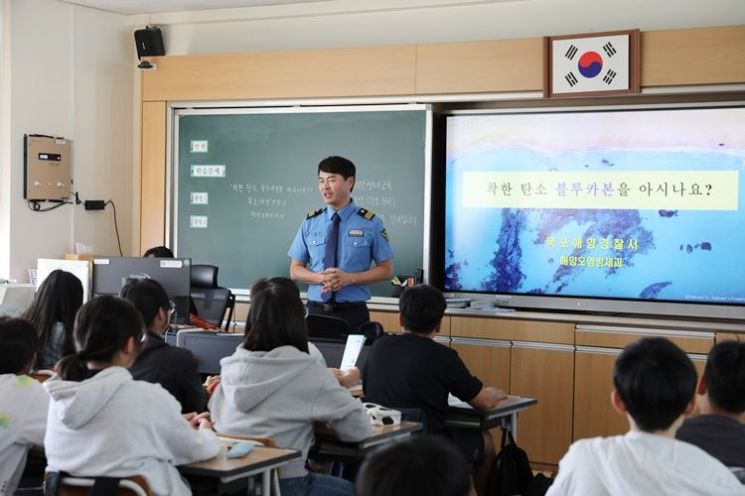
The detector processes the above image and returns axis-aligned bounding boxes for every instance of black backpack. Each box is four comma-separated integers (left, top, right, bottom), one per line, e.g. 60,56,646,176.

488,429,553,496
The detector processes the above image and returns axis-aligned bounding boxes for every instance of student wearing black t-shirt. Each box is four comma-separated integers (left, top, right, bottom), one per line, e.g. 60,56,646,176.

363,284,506,496
676,340,745,469
121,278,209,414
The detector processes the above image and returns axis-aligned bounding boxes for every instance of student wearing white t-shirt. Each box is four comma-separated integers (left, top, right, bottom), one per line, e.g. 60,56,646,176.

548,337,744,496
0,317,49,495
44,296,220,496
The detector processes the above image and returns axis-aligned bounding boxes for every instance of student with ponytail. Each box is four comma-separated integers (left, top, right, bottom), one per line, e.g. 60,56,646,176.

43,296,220,496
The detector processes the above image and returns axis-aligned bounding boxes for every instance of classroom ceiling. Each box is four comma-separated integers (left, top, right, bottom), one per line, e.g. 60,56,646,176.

60,0,515,15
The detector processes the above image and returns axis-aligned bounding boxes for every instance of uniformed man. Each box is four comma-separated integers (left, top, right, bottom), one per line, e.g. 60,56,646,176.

288,156,394,331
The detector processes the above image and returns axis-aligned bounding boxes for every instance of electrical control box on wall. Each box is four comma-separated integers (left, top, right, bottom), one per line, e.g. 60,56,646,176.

24,135,72,201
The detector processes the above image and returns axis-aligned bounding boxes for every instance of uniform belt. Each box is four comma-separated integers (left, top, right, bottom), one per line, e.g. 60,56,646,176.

307,300,367,312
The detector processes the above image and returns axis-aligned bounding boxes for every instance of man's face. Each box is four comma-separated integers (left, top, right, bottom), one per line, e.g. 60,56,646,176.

318,171,354,209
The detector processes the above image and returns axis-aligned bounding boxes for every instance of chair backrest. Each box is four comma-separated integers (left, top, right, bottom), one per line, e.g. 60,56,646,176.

190,264,234,329
306,314,350,340
45,475,152,496
190,264,219,288
355,321,384,344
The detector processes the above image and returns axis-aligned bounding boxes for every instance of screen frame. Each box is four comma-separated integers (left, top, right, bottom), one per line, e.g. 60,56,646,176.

441,101,745,321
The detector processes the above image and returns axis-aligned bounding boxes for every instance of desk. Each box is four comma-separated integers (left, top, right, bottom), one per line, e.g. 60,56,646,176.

444,396,537,440
313,422,422,459
180,437,300,496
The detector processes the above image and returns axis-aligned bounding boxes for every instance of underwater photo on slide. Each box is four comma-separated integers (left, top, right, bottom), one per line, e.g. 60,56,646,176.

444,107,745,305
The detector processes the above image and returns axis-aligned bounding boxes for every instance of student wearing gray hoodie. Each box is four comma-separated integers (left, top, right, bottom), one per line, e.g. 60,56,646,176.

209,277,371,496
44,296,220,496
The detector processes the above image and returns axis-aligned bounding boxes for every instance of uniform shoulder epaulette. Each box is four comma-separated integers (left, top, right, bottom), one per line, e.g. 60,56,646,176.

306,207,325,219
357,207,376,220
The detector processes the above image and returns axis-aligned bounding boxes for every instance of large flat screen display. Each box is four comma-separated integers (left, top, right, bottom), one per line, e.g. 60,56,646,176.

444,106,745,319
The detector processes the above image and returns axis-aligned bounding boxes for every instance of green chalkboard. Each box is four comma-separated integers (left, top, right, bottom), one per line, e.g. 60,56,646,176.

173,106,428,297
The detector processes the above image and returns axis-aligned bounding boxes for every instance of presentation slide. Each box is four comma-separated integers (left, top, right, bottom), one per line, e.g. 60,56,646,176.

444,107,745,305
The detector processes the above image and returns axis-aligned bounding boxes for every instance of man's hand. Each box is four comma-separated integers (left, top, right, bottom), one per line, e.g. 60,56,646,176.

323,268,353,292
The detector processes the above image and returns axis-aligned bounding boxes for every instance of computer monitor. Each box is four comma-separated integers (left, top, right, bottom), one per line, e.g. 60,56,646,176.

0,283,36,317
37,258,91,301
92,257,192,324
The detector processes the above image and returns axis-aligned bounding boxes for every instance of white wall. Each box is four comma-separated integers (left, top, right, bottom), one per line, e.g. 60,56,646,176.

0,0,132,281
141,0,745,55
0,0,10,279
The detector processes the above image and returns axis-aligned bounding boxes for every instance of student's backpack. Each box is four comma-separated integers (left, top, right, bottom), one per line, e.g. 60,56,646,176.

488,428,553,496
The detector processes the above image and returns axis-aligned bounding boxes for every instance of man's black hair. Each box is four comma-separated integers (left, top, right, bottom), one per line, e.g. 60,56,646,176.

0,317,40,374
318,156,356,180
356,435,470,496
399,284,447,334
613,337,697,432
703,340,745,414
143,246,174,258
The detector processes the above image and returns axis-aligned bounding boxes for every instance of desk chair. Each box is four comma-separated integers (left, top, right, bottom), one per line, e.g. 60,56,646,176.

190,265,235,330
44,474,152,496
356,321,384,344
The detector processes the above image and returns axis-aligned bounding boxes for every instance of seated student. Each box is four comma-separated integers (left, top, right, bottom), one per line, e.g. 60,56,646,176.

143,245,174,258
209,277,371,496
547,337,743,495
250,276,361,388
120,278,208,413
676,340,745,469
44,296,220,496
22,269,83,370
0,317,49,495
362,284,506,496
356,435,471,496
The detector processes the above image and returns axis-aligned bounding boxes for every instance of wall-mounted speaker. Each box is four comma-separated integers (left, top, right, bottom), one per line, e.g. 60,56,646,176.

134,26,165,60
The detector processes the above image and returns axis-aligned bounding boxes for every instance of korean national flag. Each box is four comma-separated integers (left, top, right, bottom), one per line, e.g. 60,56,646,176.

552,34,629,94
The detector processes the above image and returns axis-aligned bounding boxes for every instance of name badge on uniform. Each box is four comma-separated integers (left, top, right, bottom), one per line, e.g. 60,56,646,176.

348,229,364,237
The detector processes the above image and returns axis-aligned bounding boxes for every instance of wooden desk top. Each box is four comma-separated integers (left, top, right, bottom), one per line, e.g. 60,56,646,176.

179,439,300,478
313,421,422,457
448,396,537,416
314,421,422,444
445,396,537,430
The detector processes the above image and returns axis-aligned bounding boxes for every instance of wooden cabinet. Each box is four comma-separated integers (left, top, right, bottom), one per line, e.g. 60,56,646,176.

510,342,575,465
369,310,400,332
574,347,626,441
450,337,511,393
574,342,711,443
451,337,512,445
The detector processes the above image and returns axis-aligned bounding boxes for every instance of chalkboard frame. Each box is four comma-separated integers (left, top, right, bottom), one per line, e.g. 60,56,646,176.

166,103,433,300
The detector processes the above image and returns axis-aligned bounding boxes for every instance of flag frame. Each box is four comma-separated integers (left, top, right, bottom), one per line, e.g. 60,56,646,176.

543,29,641,98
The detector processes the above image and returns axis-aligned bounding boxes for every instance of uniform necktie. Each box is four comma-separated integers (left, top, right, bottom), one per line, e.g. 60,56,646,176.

322,212,340,302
